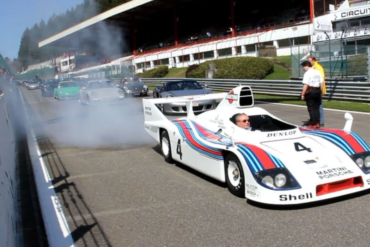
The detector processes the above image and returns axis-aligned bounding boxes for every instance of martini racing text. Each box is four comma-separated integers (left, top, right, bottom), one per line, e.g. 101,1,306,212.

316,167,353,179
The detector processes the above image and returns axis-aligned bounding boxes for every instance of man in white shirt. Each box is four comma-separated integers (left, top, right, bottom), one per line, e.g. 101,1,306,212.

300,60,323,128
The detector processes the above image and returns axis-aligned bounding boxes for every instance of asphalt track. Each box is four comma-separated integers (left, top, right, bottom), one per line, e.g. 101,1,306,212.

19,86,370,247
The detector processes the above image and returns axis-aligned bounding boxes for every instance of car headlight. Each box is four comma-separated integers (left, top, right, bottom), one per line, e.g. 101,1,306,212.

275,174,287,187
262,176,274,187
118,89,123,94
59,89,63,93
365,156,370,168
255,168,300,190
351,152,370,173
91,91,97,97
166,95,173,98
356,157,364,167
143,84,148,89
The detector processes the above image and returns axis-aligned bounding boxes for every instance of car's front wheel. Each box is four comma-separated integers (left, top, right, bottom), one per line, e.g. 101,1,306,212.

160,130,174,163
225,153,245,197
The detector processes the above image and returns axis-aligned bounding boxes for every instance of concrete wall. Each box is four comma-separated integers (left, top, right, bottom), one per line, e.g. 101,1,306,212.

0,82,19,247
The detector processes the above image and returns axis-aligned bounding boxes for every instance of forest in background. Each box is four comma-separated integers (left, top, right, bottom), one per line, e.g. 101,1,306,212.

6,0,130,72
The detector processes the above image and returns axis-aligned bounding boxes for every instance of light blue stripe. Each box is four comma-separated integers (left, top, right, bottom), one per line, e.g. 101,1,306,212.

268,153,285,168
351,132,370,151
175,120,222,160
183,120,222,153
237,147,259,173
302,130,354,155
238,144,264,171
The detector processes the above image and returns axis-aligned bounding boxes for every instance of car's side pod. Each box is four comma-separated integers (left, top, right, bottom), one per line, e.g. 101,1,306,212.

343,112,353,132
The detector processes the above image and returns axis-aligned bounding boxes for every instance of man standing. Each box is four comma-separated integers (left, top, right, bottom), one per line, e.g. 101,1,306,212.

301,60,323,128
307,55,326,127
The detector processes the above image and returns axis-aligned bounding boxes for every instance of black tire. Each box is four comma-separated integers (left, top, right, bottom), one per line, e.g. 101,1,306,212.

160,130,174,163
225,153,245,197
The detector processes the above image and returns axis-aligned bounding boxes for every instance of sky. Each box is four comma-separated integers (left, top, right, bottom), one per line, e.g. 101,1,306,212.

0,0,84,60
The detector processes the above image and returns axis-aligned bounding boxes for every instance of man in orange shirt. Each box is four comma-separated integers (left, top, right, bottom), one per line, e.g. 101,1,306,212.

308,55,326,127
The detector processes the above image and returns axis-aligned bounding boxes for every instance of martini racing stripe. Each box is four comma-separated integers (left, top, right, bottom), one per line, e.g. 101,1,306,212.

191,121,232,146
237,143,285,173
172,120,223,160
300,128,369,155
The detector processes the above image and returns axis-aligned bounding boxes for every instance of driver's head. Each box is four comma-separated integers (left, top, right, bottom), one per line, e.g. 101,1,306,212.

236,113,251,129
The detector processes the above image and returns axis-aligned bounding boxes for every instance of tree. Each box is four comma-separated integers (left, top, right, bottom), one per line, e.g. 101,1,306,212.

18,28,31,69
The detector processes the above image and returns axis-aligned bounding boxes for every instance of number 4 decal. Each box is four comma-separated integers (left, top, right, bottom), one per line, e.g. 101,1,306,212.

294,142,312,152
177,139,182,160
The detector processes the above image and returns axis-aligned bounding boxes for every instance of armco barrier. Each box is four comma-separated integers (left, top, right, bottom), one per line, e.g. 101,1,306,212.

138,78,370,102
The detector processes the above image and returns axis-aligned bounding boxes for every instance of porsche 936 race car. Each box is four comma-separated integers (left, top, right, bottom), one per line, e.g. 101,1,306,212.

142,86,370,205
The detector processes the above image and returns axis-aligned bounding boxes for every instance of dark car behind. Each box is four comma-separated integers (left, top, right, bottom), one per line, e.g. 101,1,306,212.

117,77,149,96
41,79,59,97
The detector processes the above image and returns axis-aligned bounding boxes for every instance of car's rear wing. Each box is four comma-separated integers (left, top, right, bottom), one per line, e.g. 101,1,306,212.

142,93,227,122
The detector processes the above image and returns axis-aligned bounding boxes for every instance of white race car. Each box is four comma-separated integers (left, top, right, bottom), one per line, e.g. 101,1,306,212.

143,86,370,205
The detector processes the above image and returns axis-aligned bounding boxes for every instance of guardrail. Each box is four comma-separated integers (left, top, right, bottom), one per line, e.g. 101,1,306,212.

138,78,370,103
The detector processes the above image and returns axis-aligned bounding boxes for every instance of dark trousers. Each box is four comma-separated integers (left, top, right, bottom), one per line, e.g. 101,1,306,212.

305,88,321,125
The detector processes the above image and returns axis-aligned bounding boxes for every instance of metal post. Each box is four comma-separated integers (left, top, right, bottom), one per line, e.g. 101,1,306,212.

324,32,332,78
367,46,370,81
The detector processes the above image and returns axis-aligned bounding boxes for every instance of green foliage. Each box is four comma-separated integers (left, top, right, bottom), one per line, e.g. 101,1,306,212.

185,65,199,77
165,67,187,77
140,66,169,78
264,64,291,80
186,57,274,79
273,55,291,67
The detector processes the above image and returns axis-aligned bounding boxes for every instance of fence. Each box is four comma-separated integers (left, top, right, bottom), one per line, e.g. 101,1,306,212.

139,78,370,103
291,44,368,78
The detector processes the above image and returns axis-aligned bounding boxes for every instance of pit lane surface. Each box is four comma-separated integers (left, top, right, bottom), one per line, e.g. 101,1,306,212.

20,86,370,247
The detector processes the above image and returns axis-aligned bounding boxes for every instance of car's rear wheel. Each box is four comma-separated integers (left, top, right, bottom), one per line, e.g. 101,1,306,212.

225,153,245,197
160,130,174,163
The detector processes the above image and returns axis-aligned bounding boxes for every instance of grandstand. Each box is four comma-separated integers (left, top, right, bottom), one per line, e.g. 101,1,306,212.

32,0,369,79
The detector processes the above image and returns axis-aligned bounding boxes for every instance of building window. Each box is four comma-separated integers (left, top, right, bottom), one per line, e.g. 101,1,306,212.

245,44,256,52
278,39,291,47
136,63,143,69
180,55,190,62
203,51,214,59
348,19,360,29
218,48,232,57
333,21,348,32
294,36,310,45
160,58,169,65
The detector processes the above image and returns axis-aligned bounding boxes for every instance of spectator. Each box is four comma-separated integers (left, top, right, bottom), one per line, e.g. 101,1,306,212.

235,113,252,130
300,60,323,128
307,55,326,127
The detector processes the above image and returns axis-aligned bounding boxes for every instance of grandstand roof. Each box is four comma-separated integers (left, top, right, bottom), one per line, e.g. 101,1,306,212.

39,0,207,49
40,0,299,49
